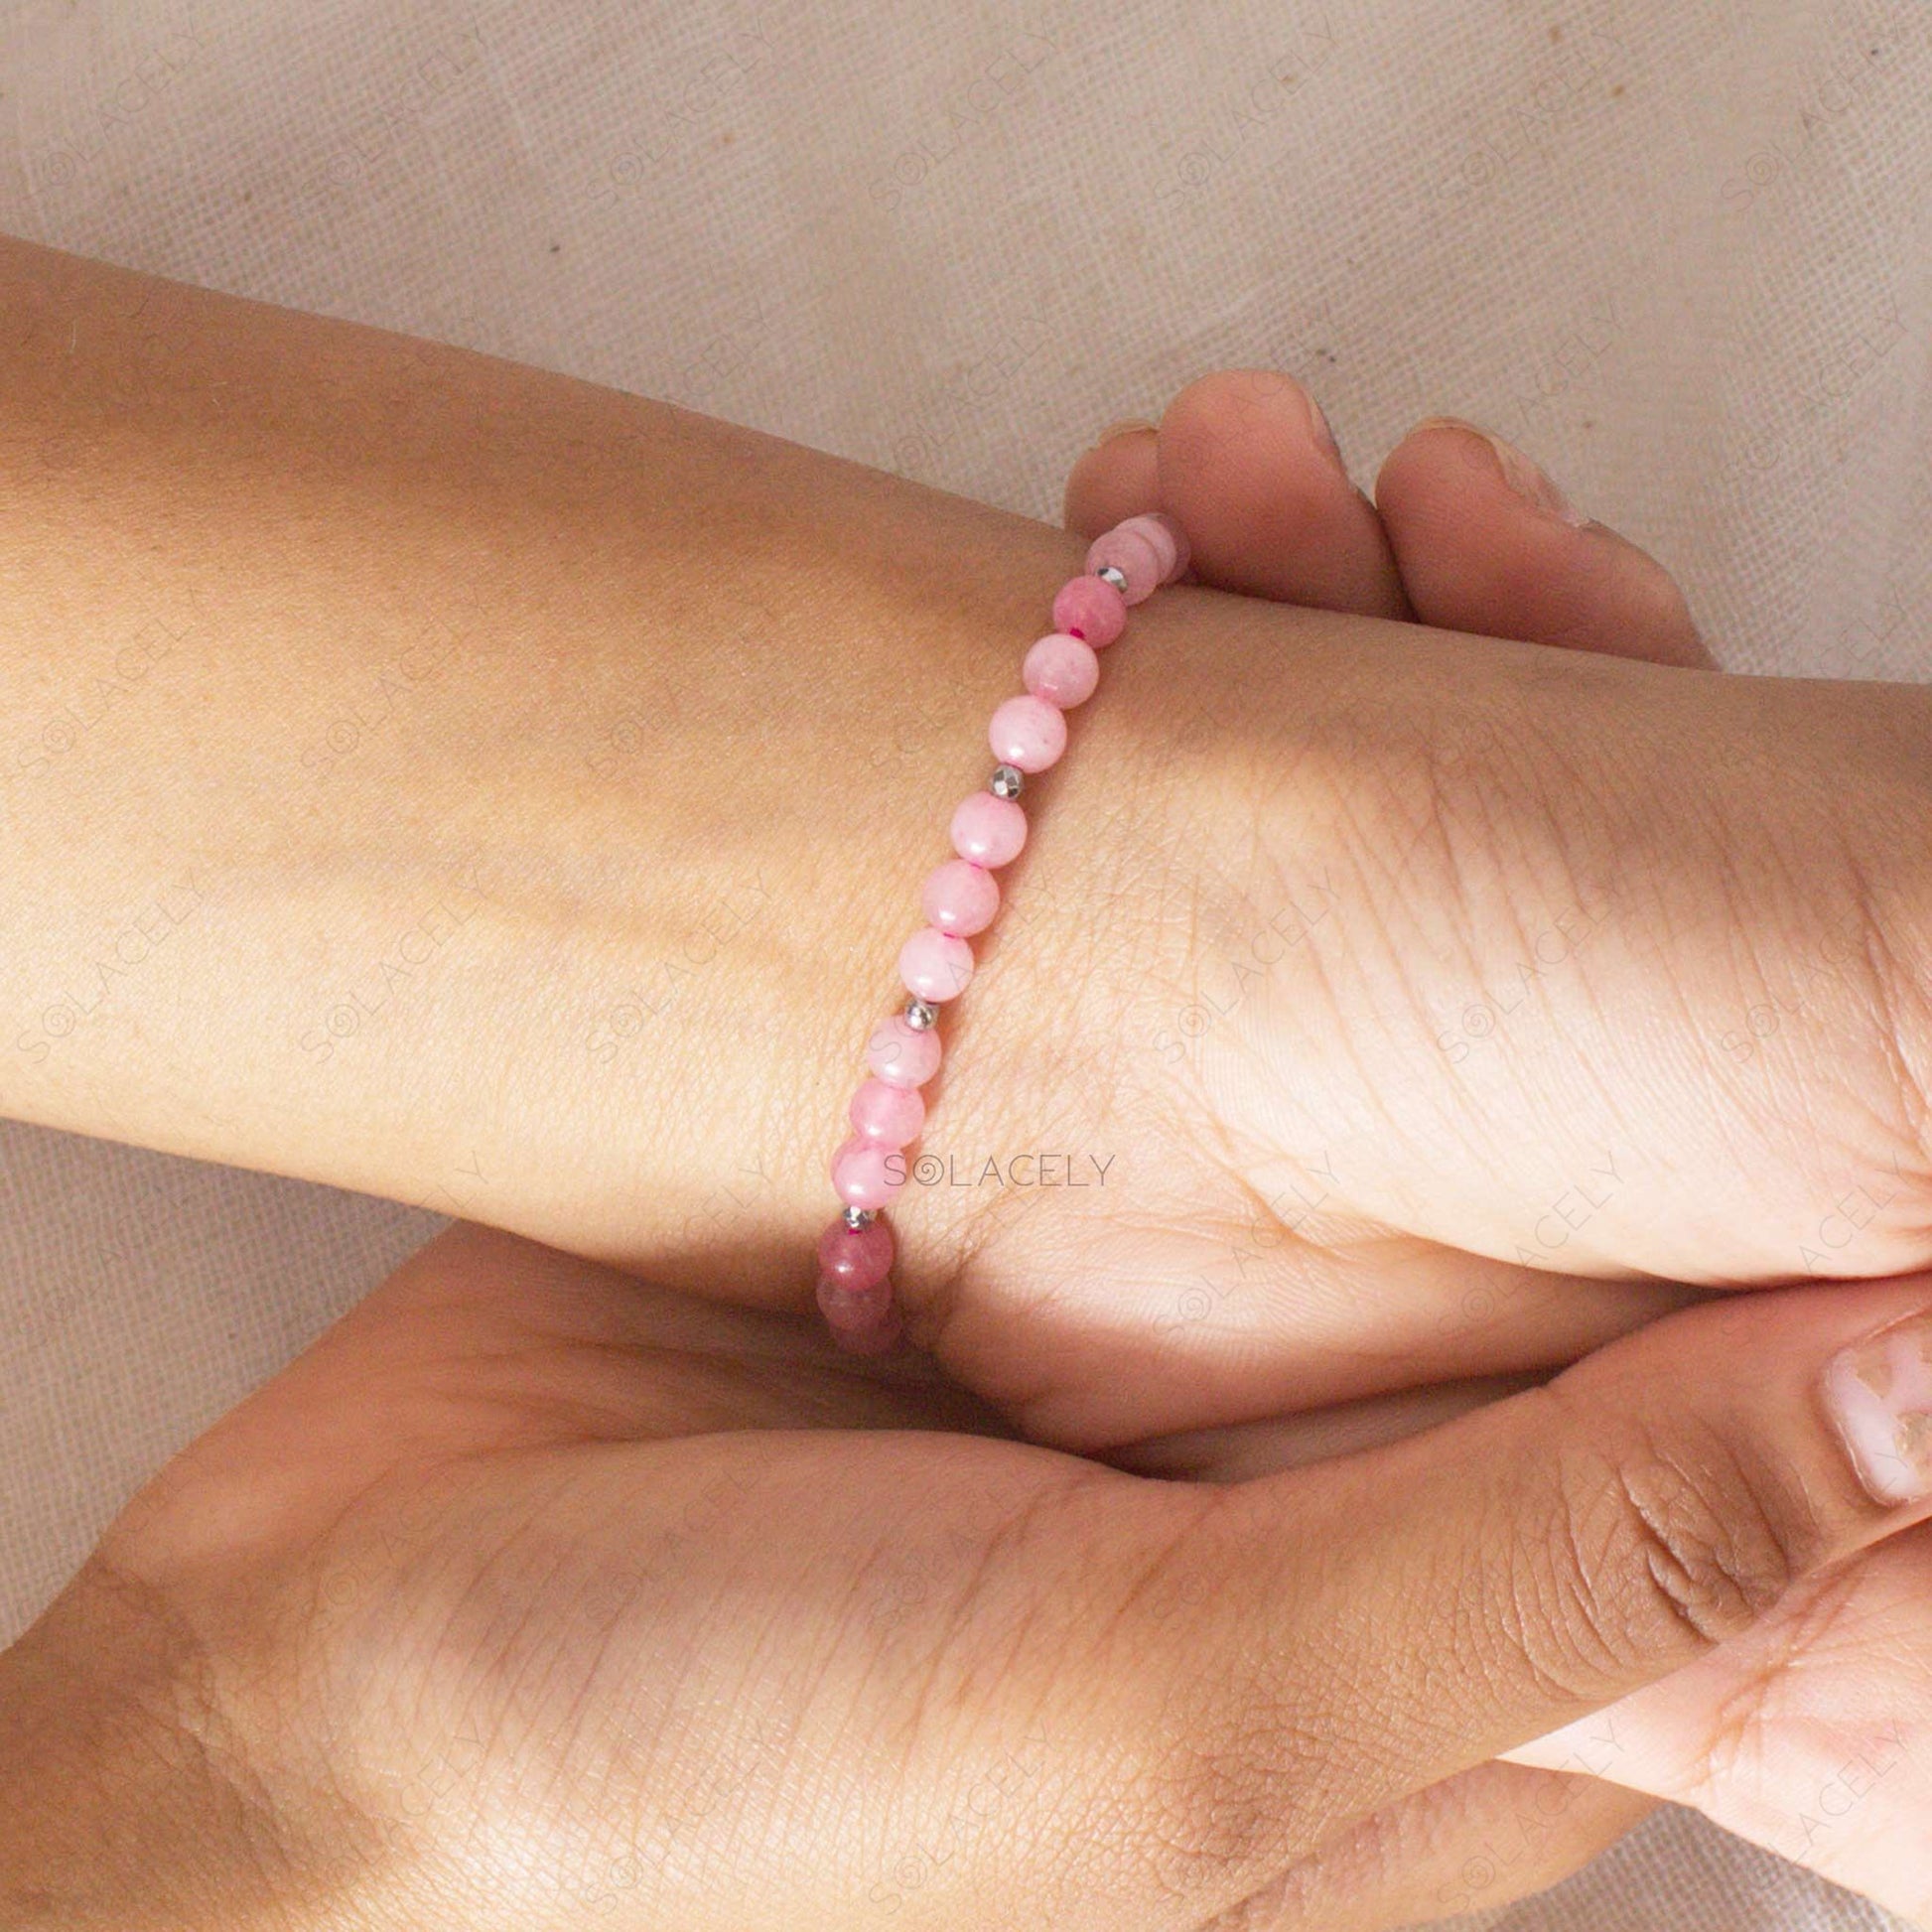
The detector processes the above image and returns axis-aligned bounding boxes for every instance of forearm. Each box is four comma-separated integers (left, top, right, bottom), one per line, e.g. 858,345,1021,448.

0,233,1158,1298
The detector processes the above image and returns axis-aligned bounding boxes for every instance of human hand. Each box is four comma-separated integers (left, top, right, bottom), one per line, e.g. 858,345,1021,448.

1052,364,1714,1463
5,1219,1930,1930
892,388,1932,1474
1060,371,1932,1924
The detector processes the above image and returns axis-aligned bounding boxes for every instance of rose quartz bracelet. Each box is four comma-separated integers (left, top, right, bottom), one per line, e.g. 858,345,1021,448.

815,510,1191,1353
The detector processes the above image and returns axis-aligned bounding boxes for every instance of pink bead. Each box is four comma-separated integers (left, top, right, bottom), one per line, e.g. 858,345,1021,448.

899,926,974,1003
818,1273,893,1320
920,857,1000,936
817,1214,895,1291
989,693,1067,772
949,790,1028,868
818,1280,903,1354
1154,511,1190,581
866,1013,942,1089
817,1273,894,1324
1022,632,1100,709
1115,511,1189,583
1084,526,1163,604
848,1078,924,1147
831,1135,905,1209
1051,573,1127,648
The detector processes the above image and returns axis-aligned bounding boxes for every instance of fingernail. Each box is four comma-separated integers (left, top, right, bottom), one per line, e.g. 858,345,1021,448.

1088,417,1158,450
1307,396,1345,471
1823,1311,1932,1504
1416,415,1588,527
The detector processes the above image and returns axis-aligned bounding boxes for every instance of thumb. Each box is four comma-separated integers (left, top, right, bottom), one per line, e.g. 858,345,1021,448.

1031,1280,1932,1906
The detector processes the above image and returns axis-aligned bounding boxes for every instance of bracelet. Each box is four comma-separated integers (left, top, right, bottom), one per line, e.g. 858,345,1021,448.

814,510,1192,1352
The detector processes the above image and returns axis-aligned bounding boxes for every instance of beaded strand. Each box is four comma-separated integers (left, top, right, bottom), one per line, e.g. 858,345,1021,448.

814,511,1191,1352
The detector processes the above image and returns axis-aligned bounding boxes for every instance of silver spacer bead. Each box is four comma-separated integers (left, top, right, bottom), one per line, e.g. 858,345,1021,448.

903,996,938,1031
990,762,1024,800
843,1204,877,1230
1095,563,1129,594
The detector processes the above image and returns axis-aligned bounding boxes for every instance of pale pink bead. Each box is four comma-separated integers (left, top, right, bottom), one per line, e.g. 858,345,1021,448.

1115,511,1189,583
817,1214,894,1291
920,857,1000,936
1084,526,1163,604
848,1077,925,1147
1022,632,1100,709
819,1281,903,1354
949,790,1027,868
831,1135,905,1209
899,926,974,1003
1051,573,1127,648
866,1013,942,1089
1154,511,1191,580
988,693,1067,772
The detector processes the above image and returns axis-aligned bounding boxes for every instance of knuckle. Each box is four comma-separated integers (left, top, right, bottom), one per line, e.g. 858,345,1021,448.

1545,1420,1803,1682
1607,1440,1797,1641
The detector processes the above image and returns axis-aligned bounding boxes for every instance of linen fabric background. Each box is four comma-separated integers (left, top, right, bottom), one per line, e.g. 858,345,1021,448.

1,0,1927,1924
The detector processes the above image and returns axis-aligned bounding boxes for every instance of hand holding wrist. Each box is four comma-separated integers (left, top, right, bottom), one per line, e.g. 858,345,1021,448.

15,1214,1932,1930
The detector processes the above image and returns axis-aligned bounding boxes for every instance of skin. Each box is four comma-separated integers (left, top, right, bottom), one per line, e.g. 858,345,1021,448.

1,237,1920,1443
0,238,1930,1916
4,1223,1932,1930
1066,374,1932,1921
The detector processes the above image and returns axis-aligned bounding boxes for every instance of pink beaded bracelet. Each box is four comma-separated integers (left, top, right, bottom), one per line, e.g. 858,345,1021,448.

814,510,1191,1353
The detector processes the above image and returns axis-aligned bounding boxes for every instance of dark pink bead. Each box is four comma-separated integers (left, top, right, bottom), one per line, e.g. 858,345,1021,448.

818,1281,903,1354
817,1271,893,1321
1051,573,1127,647
817,1214,895,1292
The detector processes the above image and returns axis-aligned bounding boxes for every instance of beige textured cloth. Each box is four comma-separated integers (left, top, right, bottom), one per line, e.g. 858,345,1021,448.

2,0,1928,1923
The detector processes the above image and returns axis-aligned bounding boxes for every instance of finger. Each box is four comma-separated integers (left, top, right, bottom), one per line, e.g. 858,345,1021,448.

1503,1518,1932,1924
1031,1280,1932,1897
1062,418,1162,539
1155,369,1411,616
1225,1763,1655,1931
1375,418,1714,666
944,1226,1706,1454
105,1221,1011,1585
1110,1373,1546,1481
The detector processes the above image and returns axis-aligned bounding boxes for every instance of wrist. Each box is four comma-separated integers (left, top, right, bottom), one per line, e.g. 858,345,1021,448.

587,506,1131,1305
554,504,1268,1319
